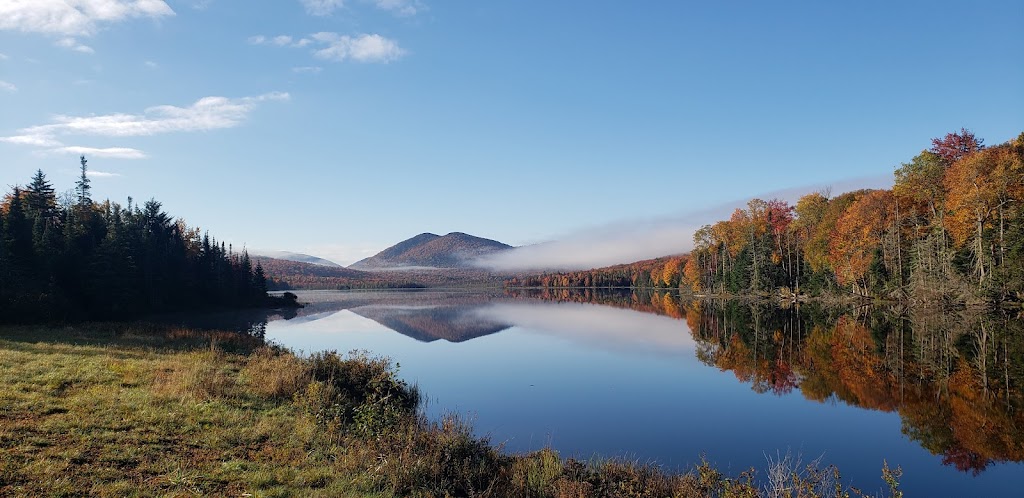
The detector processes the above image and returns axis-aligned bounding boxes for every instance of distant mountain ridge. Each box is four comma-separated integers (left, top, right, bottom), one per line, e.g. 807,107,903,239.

350,232,513,270
251,251,341,267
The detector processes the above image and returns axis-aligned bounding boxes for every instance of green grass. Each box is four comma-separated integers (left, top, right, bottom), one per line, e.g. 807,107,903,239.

0,324,903,497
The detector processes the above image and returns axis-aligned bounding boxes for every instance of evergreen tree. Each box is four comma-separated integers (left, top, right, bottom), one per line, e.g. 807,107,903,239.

25,169,57,221
3,188,34,277
75,156,91,207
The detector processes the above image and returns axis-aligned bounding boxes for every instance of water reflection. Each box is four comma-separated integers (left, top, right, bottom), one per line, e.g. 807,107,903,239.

185,289,1024,494
520,289,1024,476
476,301,694,357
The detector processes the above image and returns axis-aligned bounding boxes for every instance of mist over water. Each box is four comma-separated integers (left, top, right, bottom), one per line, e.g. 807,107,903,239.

474,218,699,271
474,174,892,271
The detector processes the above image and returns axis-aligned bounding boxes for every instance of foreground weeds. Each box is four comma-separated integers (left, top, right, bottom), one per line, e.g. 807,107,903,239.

0,324,903,497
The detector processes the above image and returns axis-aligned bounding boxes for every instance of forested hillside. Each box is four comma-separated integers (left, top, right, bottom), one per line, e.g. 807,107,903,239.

506,255,687,289
0,157,273,322
511,130,1024,305
255,257,425,290
350,232,512,269
683,130,1024,304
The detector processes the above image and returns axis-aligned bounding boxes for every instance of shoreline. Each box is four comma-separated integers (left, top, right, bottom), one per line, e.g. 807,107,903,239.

0,322,906,497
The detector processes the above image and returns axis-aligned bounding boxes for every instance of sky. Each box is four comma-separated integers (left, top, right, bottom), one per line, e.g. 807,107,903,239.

1,1,1022,268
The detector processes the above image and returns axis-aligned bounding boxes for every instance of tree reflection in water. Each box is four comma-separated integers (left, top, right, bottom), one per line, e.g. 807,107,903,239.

508,288,1024,475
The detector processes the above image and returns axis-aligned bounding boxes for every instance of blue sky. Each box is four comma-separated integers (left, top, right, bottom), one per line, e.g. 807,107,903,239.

1,1,1022,267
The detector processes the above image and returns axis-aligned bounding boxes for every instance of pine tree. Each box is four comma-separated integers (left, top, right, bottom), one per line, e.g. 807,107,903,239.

3,188,35,284
25,169,57,221
253,261,268,297
75,156,92,207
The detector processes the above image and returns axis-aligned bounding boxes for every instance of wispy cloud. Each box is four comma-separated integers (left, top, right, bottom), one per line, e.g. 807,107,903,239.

248,35,311,48
0,80,16,93
144,60,159,69
299,0,422,17
0,0,174,37
369,0,421,16
55,37,94,54
0,53,8,60
52,146,146,160
272,35,294,46
86,170,123,177
301,0,344,16
292,66,323,74
311,32,405,63
1,133,60,147
1,92,289,159
251,31,405,63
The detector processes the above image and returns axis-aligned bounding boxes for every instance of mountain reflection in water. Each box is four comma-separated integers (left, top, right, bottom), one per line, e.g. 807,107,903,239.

247,289,1024,495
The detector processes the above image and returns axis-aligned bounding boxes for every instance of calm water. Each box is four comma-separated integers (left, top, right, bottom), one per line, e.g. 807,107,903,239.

256,289,1024,496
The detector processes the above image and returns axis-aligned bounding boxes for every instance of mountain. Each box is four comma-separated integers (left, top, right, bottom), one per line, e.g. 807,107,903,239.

251,250,341,267
253,256,412,289
349,232,513,270
350,303,511,343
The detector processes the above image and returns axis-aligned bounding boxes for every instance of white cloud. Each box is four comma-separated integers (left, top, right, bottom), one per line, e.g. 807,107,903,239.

143,60,158,68
86,169,123,177
0,52,8,60
2,92,289,159
53,146,146,159
299,0,421,17
249,34,311,48
369,0,420,16
292,66,322,74
55,37,94,54
0,0,174,37
301,0,343,16
251,31,405,63
1,134,61,146
0,80,16,92
312,33,405,63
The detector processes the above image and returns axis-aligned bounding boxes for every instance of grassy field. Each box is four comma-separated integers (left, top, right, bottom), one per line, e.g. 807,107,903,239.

0,323,902,497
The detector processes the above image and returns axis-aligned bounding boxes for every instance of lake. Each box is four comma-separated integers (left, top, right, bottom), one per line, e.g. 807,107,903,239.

253,289,1024,496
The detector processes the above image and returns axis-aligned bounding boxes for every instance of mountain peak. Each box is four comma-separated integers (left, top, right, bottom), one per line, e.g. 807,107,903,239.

350,232,512,270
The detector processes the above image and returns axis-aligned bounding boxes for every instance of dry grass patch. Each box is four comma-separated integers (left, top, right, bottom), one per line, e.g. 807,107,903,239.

240,346,310,399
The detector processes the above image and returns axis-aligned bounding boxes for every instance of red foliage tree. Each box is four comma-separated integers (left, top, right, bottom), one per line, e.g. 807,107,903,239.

931,128,984,164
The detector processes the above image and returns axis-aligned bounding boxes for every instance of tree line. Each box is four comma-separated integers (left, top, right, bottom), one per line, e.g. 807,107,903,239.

683,130,1024,304
0,156,273,322
506,255,688,289
511,130,1024,305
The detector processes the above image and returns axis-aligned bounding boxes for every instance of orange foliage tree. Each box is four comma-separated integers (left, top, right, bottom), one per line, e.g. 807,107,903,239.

829,190,895,293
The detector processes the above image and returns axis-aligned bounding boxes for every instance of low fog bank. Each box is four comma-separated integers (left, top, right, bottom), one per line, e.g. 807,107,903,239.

475,219,699,272
474,174,892,272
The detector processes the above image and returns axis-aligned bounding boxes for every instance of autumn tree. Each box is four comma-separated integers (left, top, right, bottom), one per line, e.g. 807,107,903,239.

790,192,829,292
931,128,984,165
829,190,895,294
944,149,1001,284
